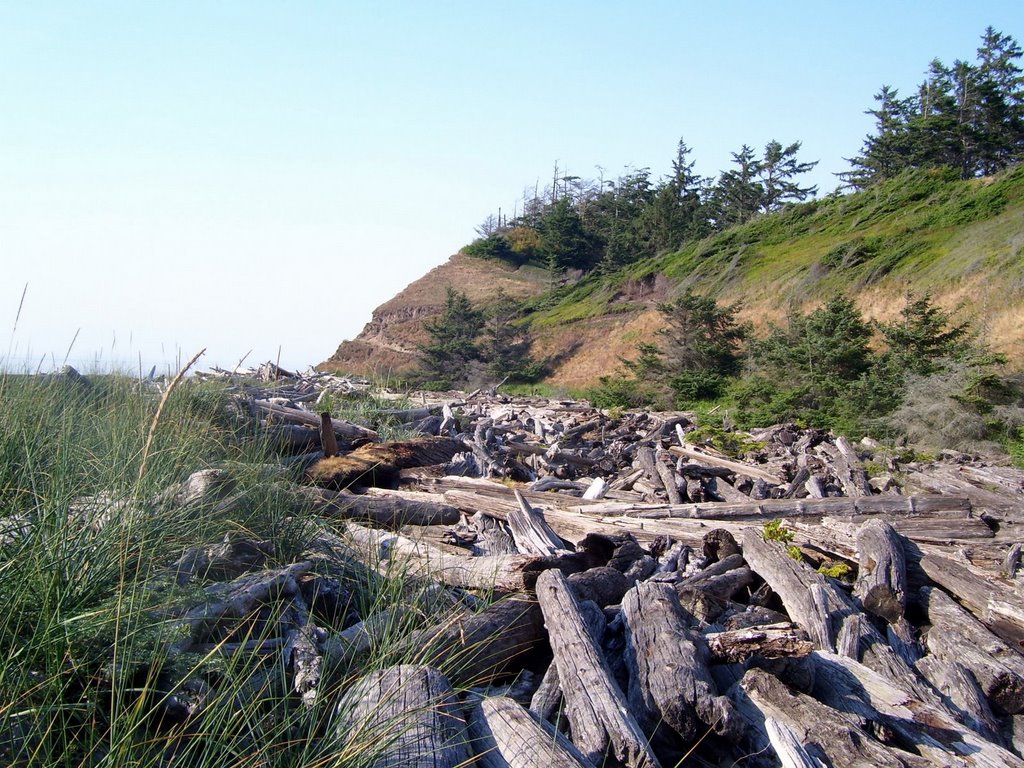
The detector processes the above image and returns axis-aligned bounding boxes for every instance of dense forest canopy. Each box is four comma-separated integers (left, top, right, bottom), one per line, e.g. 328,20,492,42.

464,26,1024,278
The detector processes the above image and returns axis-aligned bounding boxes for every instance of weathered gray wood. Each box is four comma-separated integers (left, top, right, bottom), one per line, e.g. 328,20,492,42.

468,696,595,768
920,554,1024,648
296,486,460,527
334,664,472,768
344,523,578,592
915,654,1003,744
811,651,1024,768
667,445,784,484
728,667,930,768
739,529,853,651
832,435,873,497
397,596,546,687
763,718,827,768
535,569,661,768
621,581,736,743
567,567,630,608
254,398,378,440
529,598,606,725
581,493,971,521
922,586,1024,715
509,490,570,556
854,519,908,622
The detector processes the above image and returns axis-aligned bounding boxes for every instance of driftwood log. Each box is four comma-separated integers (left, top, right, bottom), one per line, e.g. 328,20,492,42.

535,569,661,768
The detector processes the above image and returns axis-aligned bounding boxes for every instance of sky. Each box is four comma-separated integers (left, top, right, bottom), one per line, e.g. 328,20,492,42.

2,1,1022,374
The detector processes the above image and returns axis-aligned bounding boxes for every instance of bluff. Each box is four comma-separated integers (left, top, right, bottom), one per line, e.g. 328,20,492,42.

321,167,1024,388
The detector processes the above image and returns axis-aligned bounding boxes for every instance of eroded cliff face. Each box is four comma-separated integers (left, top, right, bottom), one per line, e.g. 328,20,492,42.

319,253,550,378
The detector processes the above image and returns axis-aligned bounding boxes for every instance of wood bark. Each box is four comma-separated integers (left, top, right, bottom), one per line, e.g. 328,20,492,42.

306,437,467,489
535,569,661,768
915,654,1003,744
333,664,472,768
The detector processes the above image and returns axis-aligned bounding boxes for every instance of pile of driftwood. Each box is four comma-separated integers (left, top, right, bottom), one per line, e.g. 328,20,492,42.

131,367,1024,766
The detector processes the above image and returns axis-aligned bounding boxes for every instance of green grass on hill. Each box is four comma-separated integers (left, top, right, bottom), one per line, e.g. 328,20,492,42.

526,165,1024,328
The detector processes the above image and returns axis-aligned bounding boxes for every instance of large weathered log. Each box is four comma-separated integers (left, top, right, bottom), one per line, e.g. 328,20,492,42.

922,586,1024,715
397,595,546,686
529,599,606,724
306,437,467,489
854,519,908,622
344,523,581,592
739,529,853,651
535,569,661,768
295,486,460,527
728,666,930,768
620,581,736,743
704,625,813,663
915,654,1003,744
591,493,972,521
254,399,377,441
468,696,594,768
667,445,784,484
920,554,1024,648
333,664,472,768
810,651,1024,768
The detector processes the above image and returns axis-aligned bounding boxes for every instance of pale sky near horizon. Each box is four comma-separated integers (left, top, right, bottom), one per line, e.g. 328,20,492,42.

2,2,1022,373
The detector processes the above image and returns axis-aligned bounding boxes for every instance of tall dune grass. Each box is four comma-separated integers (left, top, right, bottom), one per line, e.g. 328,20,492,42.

0,369,473,767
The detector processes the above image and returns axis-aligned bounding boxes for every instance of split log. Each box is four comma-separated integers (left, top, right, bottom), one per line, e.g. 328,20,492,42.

333,664,472,768
306,436,467,489
535,569,661,768
854,519,908,622
468,696,594,768
620,581,737,743
922,586,1024,715
508,490,571,556
397,595,546,686
728,667,930,768
810,651,1024,767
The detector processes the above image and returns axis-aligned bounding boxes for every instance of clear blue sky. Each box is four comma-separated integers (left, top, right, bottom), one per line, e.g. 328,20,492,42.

2,1,1021,373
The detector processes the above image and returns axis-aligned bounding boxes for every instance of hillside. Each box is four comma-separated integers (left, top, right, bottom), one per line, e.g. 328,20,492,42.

321,167,1024,388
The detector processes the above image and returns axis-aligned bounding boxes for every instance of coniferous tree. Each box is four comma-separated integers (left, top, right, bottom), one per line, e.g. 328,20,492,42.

417,288,485,388
710,145,763,227
482,290,539,382
758,140,819,212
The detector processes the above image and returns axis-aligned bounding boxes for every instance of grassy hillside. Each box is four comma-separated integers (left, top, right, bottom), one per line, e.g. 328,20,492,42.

524,166,1024,382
